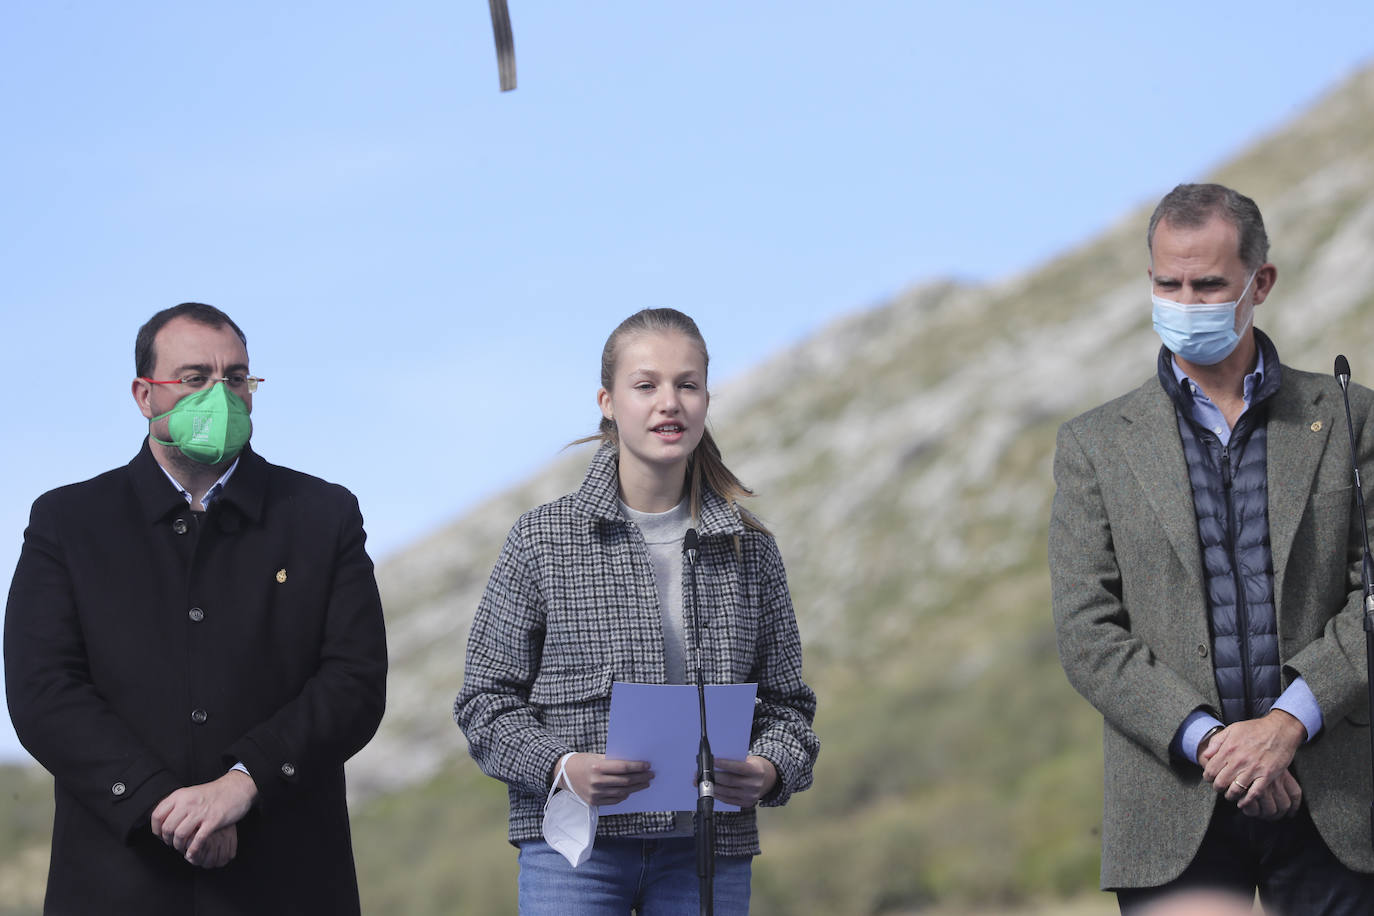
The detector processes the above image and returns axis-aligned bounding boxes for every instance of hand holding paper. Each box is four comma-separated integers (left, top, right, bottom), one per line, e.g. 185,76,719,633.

563,753,655,805
602,682,759,815
713,756,778,809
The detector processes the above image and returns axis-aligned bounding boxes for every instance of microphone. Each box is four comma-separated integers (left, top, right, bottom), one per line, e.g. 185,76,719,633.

682,527,714,915
1332,355,1374,851
1333,356,1372,588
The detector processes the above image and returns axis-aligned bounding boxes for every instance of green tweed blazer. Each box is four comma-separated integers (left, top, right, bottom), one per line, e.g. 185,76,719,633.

1049,357,1374,889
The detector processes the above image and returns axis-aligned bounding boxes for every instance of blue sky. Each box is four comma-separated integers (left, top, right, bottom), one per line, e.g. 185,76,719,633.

2,2,1371,761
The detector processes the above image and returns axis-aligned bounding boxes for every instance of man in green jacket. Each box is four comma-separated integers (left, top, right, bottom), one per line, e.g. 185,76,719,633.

1050,183,1374,913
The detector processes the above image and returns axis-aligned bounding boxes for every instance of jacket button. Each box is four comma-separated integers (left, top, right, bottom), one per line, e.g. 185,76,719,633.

190,708,208,724
281,763,296,777
111,782,127,796
188,607,205,622
173,518,189,535
1197,644,1208,657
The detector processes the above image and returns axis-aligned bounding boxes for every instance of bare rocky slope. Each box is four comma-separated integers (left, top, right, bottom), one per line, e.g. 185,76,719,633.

4,64,1373,916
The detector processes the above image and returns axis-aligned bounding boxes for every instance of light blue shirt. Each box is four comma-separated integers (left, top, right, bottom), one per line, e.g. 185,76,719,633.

1170,347,1265,448
1169,350,1322,762
159,457,240,510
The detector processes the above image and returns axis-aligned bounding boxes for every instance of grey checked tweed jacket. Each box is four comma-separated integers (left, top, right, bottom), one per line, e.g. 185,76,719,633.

1050,354,1374,889
455,444,819,855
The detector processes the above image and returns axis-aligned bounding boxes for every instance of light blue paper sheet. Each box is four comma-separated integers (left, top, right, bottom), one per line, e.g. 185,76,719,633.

601,682,758,815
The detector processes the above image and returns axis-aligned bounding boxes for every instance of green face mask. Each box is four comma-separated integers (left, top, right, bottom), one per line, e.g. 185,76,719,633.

150,383,252,464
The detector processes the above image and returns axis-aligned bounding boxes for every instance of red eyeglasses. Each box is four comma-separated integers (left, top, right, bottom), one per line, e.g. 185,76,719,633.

139,374,265,393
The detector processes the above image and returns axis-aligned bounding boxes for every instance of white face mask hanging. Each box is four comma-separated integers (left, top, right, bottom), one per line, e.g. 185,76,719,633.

542,755,599,867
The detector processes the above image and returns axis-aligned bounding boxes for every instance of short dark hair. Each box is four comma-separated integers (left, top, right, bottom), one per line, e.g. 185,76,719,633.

134,303,248,378
1147,183,1269,269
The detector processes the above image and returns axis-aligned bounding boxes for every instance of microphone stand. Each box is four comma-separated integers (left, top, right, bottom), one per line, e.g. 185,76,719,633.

1334,355,1374,850
684,528,714,916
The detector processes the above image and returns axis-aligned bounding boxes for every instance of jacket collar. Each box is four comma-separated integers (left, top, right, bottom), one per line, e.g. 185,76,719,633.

1264,366,1334,603
1124,331,1326,609
1115,376,1205,590
1155,327,1284,411
572,441,745,538
130,440,268,526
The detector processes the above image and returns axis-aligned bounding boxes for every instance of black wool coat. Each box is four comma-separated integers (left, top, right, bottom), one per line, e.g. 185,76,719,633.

4,442,388,915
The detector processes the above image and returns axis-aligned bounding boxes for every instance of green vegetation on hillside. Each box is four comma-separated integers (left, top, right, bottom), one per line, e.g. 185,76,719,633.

0,764,51,916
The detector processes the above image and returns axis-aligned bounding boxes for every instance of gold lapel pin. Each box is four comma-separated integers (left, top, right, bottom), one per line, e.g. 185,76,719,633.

1311,421,1323,432
276,569,287,584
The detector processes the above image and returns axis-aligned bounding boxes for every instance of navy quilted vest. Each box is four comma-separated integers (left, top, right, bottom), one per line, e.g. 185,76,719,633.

1157,333,1284,723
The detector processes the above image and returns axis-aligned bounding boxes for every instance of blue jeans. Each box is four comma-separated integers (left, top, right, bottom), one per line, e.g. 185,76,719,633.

518,837,752,915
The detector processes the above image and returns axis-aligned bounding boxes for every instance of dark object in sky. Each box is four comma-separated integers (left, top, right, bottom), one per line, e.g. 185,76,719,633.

489,0,516,91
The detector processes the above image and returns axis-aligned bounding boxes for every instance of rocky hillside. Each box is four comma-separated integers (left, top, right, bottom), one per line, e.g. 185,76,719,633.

4,64,1373,916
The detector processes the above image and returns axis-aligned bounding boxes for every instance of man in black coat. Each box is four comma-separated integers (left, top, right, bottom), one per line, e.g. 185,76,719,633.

4,303,388,915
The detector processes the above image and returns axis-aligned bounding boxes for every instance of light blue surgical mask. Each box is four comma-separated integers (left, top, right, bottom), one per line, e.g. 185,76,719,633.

1151,270,1257,366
